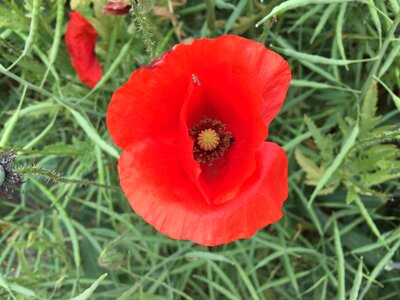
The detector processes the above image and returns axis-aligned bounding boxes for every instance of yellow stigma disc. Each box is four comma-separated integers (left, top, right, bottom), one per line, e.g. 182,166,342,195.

197,129,220,151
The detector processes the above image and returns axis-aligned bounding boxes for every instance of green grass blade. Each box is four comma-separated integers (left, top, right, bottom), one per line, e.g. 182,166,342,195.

68,108,119,158
277,225,300,295
366,0,382,46
336,3,348,65
334,219,345,300
0,273,17,300
310,3,337,43
193,275,239,300
290,179,323,236
0,85,27,147
69,274,108,300
232,258,260,300
354,197,387,248
349,257,363,300
224,0,248,33
359,240,400,299
273,46,377,66
256,0,356,27
82,38,133,100
184,252,234,264
378,42,400,77
23,109,59,150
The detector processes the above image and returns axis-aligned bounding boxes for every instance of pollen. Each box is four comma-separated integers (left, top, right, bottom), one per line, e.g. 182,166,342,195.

189,117,234,165
198,129,220,151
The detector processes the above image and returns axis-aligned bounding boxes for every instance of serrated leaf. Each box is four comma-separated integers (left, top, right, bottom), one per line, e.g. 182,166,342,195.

361,171,400,187
309,123,359,206
295,149,323,185
304,115,325,150
0,5,27,30
356,185,391,201
356,144,398,173
360,81,380,136
304,115,333,162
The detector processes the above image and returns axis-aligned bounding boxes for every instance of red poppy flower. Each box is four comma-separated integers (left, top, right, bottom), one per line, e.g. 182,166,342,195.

65,12,103,88
103,1,131,15
107,35,291,246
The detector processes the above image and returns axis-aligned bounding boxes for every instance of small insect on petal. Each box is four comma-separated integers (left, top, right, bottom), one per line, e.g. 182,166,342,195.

192,74,201,86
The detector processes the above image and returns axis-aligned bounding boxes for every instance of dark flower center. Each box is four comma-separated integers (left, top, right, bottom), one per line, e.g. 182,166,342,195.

189,117,234,165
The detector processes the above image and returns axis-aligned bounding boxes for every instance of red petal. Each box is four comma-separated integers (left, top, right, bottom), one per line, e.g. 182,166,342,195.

106,49,192,149
179,64,267,204
173,35,291,127
119,141,288,246
107,35,290,149
65,12,103,88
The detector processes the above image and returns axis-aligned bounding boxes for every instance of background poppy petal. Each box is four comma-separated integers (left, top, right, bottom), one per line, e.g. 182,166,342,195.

119,140,287,246
65,12,103,88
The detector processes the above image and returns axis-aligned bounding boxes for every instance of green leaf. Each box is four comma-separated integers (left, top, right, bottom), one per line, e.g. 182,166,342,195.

346,186,359,204
360,81,379,136
256,0,357,27
366,0,382,46
0,274,17,300
295,149,323,185
224,0,248,33
273,46,377,66
349,257,364,300
68,107,119,158
309,123,359,206
336,3,348,64
333,219,345,300
69,273,108,300
354,197,386,247
359,240,400,299
304,115,333,162
310,3,337,43
361,170,400,187
185,251,234,264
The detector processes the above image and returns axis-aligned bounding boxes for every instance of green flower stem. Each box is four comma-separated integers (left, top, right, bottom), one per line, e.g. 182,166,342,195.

0,165,5,187
205,0,216,36
16,166,118,191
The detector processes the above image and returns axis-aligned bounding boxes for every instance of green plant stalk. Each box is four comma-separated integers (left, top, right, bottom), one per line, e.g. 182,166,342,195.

356,12,400,106
16,166,118,190
205,0,216,35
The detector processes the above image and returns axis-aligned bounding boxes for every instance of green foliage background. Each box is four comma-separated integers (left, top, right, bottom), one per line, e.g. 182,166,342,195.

1,0,399,299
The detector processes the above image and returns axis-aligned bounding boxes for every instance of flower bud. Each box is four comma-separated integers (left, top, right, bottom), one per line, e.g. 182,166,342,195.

0,150,23,200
